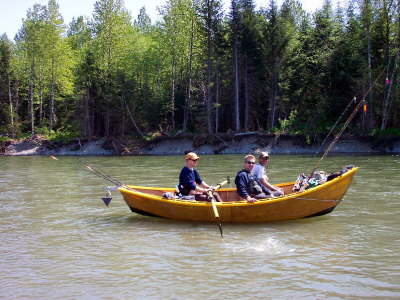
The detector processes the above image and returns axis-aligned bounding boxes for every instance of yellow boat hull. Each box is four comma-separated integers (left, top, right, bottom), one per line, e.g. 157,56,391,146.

118,167,358,223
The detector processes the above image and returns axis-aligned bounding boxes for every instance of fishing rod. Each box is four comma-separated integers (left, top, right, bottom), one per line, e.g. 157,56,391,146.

49,155,125,187
315,96,357,155
78,158,125,187
310,68,387,177
310,98,365,176
49,155,129,206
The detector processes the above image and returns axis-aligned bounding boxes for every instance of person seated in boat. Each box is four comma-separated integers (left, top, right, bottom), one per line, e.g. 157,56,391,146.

235,154,273,202
252,151,284,197
178,152,222,202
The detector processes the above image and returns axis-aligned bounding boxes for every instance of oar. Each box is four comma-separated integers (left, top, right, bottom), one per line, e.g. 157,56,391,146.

207,179,228,239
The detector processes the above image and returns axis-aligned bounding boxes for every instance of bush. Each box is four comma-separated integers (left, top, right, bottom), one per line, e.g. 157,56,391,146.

35,126,79,142
372,128,400,138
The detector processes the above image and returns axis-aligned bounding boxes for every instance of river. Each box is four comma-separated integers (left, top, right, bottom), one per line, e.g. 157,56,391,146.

1,155,399,299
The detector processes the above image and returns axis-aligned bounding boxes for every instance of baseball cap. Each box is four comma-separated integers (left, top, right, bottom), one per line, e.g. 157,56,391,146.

185,152,200,160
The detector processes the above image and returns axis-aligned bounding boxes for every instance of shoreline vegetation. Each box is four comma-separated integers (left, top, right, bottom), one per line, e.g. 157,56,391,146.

1,0,400,149
1,133,399,156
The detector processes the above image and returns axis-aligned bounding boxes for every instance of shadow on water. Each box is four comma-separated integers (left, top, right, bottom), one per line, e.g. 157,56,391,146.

90,209,328,227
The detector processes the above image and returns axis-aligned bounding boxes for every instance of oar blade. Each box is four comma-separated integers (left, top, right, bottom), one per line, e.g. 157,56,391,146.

218,220,224,239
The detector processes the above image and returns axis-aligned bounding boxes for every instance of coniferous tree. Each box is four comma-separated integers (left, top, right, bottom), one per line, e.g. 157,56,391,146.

239,0,261,131
197,0,224,133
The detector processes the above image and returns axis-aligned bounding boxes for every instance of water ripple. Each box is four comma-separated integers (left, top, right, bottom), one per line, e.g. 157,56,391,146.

1,155,400,299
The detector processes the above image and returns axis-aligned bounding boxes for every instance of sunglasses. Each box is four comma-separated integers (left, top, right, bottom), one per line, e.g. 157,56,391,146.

189,159,199,162
245,161,255,165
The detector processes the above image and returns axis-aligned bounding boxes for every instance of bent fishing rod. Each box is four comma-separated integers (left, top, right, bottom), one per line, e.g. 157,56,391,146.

49,155,125,187
310,68,387,177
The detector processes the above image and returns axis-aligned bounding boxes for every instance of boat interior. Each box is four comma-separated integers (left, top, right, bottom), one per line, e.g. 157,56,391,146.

126,183,295,202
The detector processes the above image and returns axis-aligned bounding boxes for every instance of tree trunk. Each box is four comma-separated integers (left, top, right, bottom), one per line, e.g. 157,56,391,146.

269,71,278,130
244,56,249,131
29,79,35,136
125,98,144,138
105,104,110,137
170,31,176,132
171,62,175,131
85,86,91,138
14,80,20,128
183,16,194,132
37,67,43,125
381,54,398,129
215,68,220,133
121,101,126,136
49,58,55,131
8,77,14,137
366,0,374,131
39,87,43,125
206,0,214,134
233,36,240,131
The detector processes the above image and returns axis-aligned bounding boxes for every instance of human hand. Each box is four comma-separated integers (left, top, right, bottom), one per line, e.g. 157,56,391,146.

247,197,257,203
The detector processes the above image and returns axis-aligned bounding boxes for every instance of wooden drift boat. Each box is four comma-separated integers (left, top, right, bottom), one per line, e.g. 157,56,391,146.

118,166,358,223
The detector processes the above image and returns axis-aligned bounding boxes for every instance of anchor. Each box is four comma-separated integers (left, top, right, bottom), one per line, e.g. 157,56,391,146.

101,186,117,207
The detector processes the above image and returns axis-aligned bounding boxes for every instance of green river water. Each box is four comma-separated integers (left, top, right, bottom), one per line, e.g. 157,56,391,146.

1,155,399,299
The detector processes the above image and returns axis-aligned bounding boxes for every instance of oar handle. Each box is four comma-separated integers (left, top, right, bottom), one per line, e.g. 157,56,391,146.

211,198,220,218
206,190,220,217
214,180,228,190
207,190,222,238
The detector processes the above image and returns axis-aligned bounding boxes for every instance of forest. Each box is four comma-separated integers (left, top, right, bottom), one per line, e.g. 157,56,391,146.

0,0,399,143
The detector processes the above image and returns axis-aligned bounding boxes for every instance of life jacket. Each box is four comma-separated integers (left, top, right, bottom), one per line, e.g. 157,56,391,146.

248,176,264,195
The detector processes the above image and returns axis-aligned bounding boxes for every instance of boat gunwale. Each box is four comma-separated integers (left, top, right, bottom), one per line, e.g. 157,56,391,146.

118,167,359,207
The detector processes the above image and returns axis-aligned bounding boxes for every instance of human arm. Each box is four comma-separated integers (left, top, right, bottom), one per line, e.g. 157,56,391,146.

259,177,283,194
254,164,283,195
193,170,211,192
199,181,210,189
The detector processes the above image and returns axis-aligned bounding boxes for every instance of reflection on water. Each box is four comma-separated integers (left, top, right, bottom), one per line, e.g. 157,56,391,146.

1,155,400,299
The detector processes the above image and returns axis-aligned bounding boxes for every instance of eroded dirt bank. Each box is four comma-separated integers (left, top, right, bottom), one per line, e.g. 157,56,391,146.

1,133,399,156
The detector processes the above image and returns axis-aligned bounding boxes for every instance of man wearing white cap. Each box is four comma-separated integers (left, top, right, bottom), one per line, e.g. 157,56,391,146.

252,152,284,197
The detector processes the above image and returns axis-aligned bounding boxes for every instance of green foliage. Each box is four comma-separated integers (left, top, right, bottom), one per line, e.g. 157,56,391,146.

275,109,299,134
1,0,399,140
35,126,79,142
369,128,400,150
372,128,400,138
0,136,10,142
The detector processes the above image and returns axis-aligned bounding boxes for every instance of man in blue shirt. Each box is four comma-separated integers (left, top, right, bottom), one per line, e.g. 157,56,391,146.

235,154,272,202
178,152,222,202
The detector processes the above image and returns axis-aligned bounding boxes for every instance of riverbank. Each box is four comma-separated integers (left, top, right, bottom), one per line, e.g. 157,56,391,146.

1,133,400,156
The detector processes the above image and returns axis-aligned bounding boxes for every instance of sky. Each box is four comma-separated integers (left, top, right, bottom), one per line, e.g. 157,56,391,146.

0,0,336,40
